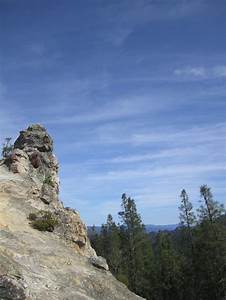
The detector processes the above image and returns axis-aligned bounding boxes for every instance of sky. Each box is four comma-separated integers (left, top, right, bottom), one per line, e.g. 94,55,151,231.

0,0,226,225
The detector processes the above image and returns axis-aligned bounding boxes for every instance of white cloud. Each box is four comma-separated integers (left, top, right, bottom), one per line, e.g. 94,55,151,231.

132,122,226,145
102,0,208,46
86,163,225,182
99,145,217,164
71,122,226,148
44,95,167,125
174,65,226,79
213,65,226,77
174,67,206,77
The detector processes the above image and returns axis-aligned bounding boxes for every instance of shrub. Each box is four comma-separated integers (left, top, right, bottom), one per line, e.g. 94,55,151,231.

43,175,54,187
1,137,13,158
28,210,58,232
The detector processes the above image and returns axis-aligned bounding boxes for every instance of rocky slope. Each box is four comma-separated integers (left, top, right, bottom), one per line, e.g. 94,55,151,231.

0,124,143,300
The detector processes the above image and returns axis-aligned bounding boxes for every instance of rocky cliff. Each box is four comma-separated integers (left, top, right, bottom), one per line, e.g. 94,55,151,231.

0,124,143,300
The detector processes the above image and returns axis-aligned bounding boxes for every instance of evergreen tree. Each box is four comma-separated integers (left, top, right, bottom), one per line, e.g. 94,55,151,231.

179,189,196,229
91,226,102,253
89,188,226,300
179,189,196,252
118,193,153,298
104,214,121,276
178,190,197,300
153,232,183,300
90,215,123,279
194,185,226,299
198,184,225,223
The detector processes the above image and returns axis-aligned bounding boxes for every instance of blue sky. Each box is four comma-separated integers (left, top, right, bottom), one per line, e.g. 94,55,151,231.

0,0,226,225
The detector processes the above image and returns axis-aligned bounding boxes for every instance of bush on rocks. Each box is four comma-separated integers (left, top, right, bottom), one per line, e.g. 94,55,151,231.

28,210,58,232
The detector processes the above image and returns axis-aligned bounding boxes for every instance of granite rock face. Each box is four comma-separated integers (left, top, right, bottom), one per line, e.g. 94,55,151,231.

5,124,94,256
0,124,143,300
10,124,59,206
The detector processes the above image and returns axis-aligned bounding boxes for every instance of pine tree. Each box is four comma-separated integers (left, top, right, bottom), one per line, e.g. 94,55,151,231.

179,189,196,250
89,225,102,255
179,189,196,228
118,193,153,298
194,185,226,299
153,232,183,300
178,190,197,300
104,214,121,276
198,184,225,223
91,215,123,279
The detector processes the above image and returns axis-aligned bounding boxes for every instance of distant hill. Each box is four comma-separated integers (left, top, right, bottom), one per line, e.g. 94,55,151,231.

88,223,178,235
145,224,178,232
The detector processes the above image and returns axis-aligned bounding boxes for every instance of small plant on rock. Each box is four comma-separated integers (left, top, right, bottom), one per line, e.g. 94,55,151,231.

1,137,13,158
43,175,54,187
28,210,58,232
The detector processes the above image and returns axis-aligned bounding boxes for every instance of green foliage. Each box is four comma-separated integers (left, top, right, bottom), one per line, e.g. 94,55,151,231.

43,175,54,187
1,137,13,158
28,210,58,232
192,221,226,300
90,215,122,277
89,188,226,300
179,189,196,227
152,232,183,300
118,193,154,297
198,184,225,223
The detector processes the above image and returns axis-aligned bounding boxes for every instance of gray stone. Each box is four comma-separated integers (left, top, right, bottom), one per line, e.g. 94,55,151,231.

0,275,26,300
89,256,109,271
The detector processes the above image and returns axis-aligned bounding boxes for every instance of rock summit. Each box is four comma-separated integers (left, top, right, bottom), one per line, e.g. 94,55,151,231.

0,124,143,300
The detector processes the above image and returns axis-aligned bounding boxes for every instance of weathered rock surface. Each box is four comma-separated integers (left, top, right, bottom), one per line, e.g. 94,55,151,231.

89,256,109,271
0,124,143,300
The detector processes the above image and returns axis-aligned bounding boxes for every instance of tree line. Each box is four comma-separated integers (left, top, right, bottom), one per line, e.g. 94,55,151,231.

89,186,226,300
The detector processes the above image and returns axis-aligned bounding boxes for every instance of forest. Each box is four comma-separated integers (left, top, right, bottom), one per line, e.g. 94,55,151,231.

89,186,226,300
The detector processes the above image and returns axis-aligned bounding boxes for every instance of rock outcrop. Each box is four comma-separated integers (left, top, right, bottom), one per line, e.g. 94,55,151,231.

0,124,143,300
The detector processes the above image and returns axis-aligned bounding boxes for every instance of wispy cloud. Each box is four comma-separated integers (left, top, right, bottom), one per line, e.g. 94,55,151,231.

99,145,217,164
132,122,226,145
174,67,206,78
66,122,226,150
58,117,226,225
44,95,168,125
103,0,208,46
86,163,225,182
174,65,226,79
1,0,225,225
214,65,226,77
